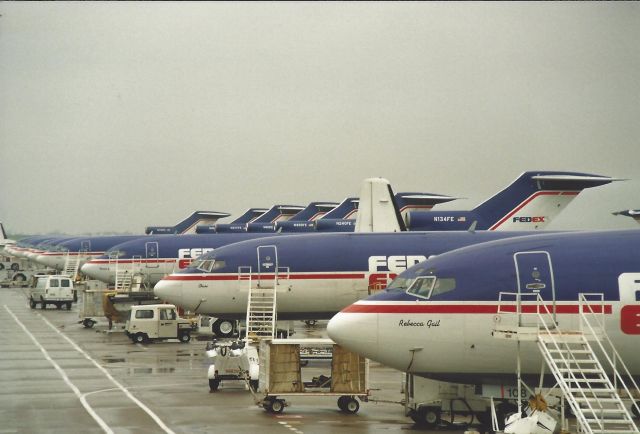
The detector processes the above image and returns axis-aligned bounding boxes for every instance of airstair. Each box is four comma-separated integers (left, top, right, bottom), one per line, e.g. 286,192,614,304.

494,292,640,434
242,263,290,343
111,254,142,292
63,252,81,280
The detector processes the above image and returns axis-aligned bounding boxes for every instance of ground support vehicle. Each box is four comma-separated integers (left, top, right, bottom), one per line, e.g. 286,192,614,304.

125,304,192,343
28,275,74,310
255,339,369,414
77,281,111,328
205,340,259,391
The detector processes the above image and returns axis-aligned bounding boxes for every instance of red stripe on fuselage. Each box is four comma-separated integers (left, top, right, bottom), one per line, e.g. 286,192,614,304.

489,191,579,230
163,273,366,281
341,303,613,314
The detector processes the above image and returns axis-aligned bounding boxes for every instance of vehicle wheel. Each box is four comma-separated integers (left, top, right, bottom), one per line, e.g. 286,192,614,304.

0,263,4,271
10,263,19,271
29,298,36,309
337,396,349,411
179,332,191,343
134,333,147,344
14,273,26,282
40,298,46,310
209,379,220,392
304,320,317,326
66,302,72,310
56,303,62,310
212,319,235,338
82,319,95,328
412,406,440,428
342,397,359,414
270,399,285,414
249,379,259,392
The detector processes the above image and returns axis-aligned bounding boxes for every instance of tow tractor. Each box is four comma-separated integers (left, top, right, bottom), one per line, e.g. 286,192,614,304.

125,304,193,343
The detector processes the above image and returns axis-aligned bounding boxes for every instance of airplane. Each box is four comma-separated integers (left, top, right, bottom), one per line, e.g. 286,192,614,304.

197,208,268,233
152,171,620,337
79,190,459,286
613,209,640,224
326,229,640,426
405,172,620,231
145,211,231,234
31,210,234,270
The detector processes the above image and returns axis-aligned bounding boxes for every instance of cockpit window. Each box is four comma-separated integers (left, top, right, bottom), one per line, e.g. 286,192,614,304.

407,276,456,299
190,259,226,272
406,276,436,298
211,260,225,271
388,276,414,290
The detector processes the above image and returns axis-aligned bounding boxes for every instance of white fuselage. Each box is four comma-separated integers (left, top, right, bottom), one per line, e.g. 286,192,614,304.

153,271,378,319
81,258,179,285
327,299,640,381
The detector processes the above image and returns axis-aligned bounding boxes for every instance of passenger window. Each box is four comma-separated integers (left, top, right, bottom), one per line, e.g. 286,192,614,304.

50,279,59,287
169,310,176,320
61,280,70,288
160,309,168,320
135,310,154,319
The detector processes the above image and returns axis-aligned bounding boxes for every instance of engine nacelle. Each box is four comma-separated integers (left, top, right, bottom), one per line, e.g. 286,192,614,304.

276,221,315,232
246,223,277,233
195,225,217,234
145,226,177,235
314,219,355,232
215,223,247,233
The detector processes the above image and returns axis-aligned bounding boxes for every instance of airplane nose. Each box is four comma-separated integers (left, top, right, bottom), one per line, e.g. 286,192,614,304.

154,278,183,305
327,310,379,359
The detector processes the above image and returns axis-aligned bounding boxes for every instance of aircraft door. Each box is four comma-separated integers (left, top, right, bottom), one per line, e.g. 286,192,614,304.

514,251,556,319
145,242,159,268
257,245,278,288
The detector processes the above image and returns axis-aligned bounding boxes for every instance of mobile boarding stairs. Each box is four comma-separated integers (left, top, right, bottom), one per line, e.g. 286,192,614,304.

492,292,640,434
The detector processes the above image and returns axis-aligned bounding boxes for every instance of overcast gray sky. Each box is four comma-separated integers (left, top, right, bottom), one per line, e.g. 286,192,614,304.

1,2,639,235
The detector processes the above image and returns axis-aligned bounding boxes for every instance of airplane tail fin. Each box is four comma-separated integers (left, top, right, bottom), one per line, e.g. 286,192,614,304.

230,208,269,224
288,202,339,222
355,178,406,232
146,211,231,235
477,171,622,231
320,197,359,220
246,205,304,232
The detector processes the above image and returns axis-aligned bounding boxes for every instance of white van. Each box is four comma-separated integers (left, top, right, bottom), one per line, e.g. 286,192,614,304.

29,275,74,310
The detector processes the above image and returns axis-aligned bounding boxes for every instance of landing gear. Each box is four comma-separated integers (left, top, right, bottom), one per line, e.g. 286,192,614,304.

212,319,235,338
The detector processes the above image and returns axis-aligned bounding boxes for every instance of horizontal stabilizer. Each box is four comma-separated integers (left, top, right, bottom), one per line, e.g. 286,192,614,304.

230,208,269,224
320,197,359,220
289,202,339,222
613,209,640,224
146,211,231,235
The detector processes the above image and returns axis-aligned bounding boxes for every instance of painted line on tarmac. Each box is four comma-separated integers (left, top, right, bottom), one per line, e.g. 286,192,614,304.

34,310,176,434
4,305,114,434
278,420,304,434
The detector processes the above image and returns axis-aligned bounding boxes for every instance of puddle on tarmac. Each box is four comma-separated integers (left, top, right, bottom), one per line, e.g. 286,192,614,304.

102,357,126,363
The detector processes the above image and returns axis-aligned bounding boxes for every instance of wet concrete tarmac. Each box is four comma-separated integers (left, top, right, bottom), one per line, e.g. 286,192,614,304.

0,287,472,434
